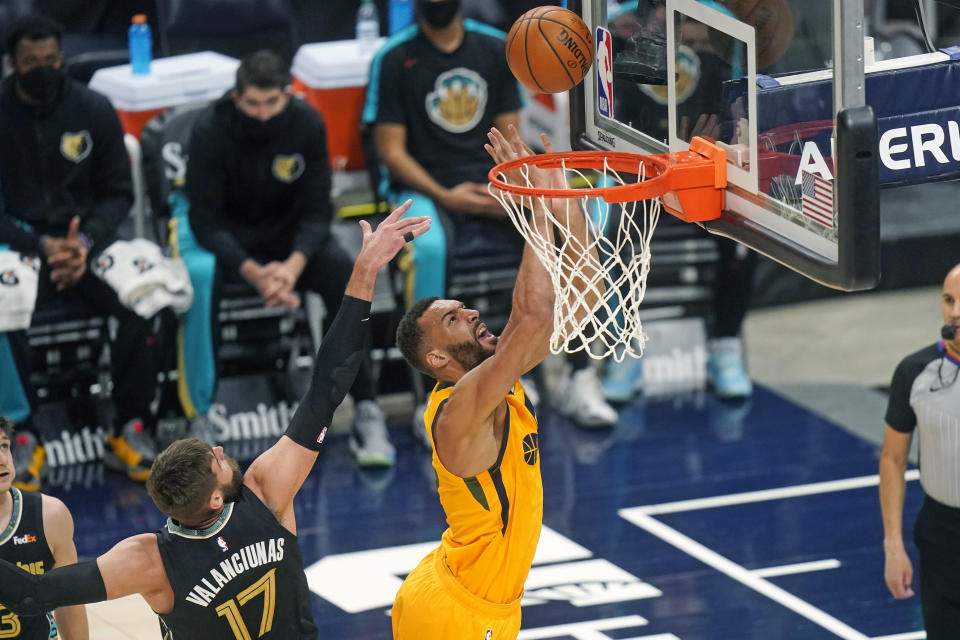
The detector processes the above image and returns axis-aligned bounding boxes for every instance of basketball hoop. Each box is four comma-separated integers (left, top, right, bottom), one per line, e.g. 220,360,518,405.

488,137,726,361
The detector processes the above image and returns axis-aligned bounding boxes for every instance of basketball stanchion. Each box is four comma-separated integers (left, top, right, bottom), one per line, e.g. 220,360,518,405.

488,137,726,362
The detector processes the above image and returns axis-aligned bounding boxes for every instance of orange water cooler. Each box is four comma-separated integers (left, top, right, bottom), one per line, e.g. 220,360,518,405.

291,38,385,172
89,51,239,138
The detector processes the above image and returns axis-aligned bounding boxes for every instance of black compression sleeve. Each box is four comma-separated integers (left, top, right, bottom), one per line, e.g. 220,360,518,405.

0,558,106,615
285,295,372,450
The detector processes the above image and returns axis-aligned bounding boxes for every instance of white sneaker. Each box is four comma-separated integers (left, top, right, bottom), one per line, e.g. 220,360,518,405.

350,400,396,467
558,368,618,428
411,401,432,449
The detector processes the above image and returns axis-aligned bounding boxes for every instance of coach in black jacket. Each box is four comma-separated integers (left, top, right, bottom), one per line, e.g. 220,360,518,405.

0,15,159,487
185,50,395,467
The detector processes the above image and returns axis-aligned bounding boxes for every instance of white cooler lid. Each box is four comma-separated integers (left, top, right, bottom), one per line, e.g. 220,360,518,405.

291,38,386,90
89,51,239,111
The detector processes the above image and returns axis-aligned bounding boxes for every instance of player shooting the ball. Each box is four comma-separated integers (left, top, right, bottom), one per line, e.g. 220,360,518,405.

392,125,604,639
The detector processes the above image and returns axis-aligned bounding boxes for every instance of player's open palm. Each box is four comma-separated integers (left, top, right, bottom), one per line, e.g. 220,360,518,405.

357,200,430,271
486,125,565,211
884,547,915,599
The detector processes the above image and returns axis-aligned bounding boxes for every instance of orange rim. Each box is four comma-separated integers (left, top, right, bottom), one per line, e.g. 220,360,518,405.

488,138,727,221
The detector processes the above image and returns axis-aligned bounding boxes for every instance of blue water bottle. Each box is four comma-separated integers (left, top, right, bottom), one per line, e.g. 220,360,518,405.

129,14,152,75
389,0,413,35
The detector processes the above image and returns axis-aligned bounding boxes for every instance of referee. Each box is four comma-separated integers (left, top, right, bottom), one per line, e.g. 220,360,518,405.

879,262,960,639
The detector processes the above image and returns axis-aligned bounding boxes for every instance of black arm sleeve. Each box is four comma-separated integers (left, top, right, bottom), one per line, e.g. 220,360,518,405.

290,113,332,262
80,96,134,254
0,558,106,615
285,295,372,450
185,115,250,273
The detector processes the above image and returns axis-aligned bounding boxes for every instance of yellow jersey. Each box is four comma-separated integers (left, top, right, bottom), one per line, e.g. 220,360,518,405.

422,379,543,604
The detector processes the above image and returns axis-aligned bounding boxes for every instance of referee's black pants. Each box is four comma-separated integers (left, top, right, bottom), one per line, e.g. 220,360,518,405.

914,494,960,639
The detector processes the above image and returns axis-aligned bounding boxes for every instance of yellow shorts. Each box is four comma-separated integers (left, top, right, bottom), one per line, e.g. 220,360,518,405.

392,547,522,640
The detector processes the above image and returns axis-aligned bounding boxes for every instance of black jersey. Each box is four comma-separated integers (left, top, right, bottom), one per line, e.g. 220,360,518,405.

155,486,317,639
363,19,523,188
0,488,57,639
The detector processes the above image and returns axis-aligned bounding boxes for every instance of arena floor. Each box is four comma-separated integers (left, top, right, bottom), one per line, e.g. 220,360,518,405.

57,285,937,639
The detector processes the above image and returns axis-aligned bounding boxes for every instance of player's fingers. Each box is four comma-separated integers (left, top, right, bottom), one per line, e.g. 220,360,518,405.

358,219,372,239
393,215,430,232
384,199,413,224
408,219,432,241
541,133,555,154
66,216,80,239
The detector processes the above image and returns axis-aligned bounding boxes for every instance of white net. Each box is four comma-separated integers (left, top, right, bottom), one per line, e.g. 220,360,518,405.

489,157,661,362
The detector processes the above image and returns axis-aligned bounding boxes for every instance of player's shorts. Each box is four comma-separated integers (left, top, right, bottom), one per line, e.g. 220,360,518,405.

392,546,522,640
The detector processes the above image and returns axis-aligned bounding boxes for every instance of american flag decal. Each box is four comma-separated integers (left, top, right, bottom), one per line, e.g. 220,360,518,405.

801,172,834,228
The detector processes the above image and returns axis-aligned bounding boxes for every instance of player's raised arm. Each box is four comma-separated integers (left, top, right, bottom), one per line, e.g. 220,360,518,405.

434,128,558,440
243,201,430,528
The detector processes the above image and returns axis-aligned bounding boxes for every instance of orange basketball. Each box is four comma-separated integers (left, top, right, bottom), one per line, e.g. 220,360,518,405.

506,6,595,94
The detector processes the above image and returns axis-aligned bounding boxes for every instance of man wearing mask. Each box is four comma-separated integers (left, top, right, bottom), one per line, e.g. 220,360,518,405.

364,0,619,435
184,50,396,466
0,14,160,487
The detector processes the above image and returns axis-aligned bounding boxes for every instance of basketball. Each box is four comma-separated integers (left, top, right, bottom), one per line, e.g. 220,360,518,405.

506,6,595,94
725,0,794,69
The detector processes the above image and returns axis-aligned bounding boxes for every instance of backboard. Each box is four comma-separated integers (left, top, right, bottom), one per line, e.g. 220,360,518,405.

570,0,880,291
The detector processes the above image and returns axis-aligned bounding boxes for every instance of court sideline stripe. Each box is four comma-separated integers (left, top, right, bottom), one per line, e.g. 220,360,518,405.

869,632,926,640
751,559,841,578
634,470,921,515
620,510,871,640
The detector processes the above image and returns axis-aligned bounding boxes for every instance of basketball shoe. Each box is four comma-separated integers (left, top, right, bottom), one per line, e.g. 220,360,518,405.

707,337,753,398
350,400,396,467
557,367,618,428
12,431,45,492
104,419,156,482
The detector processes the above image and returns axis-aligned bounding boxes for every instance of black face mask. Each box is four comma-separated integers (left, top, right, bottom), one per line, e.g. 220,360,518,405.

16,65,63,104
236,105,289,143
417,0,460,28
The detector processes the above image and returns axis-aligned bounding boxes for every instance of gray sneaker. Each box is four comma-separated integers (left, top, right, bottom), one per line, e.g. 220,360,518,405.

12,431,45,491
349,400,395,467
187,414,219,446
410,401,432,450
104,419,156,482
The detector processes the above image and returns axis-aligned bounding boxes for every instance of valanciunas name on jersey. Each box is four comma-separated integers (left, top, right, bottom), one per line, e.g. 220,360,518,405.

185,537,286,607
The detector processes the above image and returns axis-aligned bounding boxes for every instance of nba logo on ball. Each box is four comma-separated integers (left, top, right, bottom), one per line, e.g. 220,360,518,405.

596,27,614,119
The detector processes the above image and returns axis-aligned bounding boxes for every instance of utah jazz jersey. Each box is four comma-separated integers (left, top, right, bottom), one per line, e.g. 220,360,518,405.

0,488,57,639
424,380,543,604
155,486,317,639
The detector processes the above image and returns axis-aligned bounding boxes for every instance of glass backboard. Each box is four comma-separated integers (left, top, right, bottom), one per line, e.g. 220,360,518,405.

570,0,880,291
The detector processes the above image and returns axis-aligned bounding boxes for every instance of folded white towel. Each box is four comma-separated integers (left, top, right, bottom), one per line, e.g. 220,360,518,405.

0,250,41,331
93,239,193,318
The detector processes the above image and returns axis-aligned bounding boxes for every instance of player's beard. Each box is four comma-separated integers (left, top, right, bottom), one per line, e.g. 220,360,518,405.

448,337,495,371
220,455,244,504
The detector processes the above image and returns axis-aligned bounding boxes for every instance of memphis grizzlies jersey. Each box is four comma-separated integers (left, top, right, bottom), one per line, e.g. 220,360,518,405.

0,488,57,639
423,379,543,604
155,486,317,639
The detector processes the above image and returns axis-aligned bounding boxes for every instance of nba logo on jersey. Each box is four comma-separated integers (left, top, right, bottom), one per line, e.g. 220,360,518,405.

217,536,229,552
484,631,492,640
595,27,614,119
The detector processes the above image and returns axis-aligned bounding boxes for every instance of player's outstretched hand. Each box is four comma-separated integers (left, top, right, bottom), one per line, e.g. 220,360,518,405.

356,200,431,272
486,125,566,195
